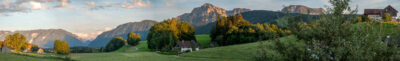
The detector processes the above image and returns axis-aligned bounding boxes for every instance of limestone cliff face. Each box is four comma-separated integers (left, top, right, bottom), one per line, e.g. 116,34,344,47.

177,3,251,34
178,3,252,26
178,3,227,26
227,8,252,16
281,5,326,15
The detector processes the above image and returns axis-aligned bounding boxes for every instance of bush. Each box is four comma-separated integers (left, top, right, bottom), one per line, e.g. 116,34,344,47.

53,40,70,55
127,32,141,46
255,35,309,61
256,0,400,60
105,37,126,52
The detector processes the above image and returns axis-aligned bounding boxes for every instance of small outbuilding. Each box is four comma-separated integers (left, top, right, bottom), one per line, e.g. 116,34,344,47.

1,46,12,53
176,40,200,53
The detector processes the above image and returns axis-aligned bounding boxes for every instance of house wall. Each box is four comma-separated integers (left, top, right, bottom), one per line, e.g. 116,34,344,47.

368,15,383,21
181,48,192,52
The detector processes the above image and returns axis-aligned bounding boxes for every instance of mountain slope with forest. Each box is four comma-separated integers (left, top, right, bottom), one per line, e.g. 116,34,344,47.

88,20,158,48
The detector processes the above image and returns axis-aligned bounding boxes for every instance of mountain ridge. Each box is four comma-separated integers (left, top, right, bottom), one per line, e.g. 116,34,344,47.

88,20,158,48
0,29,87,48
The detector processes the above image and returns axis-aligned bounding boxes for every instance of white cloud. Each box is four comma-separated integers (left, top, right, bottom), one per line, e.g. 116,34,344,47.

104,1,111,6
60,0,69,7
87,1,96,6
121,0,151,9
104,27,113,31
29,1,48,10
74,27,113,41
165,2,173,7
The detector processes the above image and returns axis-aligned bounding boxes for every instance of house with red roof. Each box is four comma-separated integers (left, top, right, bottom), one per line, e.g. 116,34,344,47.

364,5,398,21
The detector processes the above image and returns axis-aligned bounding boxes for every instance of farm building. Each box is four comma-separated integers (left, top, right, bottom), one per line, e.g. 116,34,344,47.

364,5,398,21
176,40,200,53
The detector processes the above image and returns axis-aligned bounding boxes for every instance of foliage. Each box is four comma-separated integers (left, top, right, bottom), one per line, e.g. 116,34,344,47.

195,35,212,48
147,18,196,51
0,53,64,61
210,14,288,46
256,0,400,60
383,13,392,22
0,41,2,48
53,40,70,55
4,33,27,51
70,46,96,53
104,37,126,52
255,35,310,61
127,32,141,46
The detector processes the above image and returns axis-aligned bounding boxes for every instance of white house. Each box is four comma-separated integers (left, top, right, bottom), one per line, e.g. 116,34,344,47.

176,40,200,53
364,5,398,21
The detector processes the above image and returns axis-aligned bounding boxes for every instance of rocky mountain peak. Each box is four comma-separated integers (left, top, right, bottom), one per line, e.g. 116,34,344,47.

281,5,326,15
227,8,252,16
191,3,226,16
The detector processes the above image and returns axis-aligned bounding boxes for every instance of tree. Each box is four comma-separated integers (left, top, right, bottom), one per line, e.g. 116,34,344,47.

53,40,70,55
4,33,27,51
105,37,126,52
147,18,196,51
383,13,392,22
210,14,288,46
127,32,141,46
0,41,3,48
256,0,400,60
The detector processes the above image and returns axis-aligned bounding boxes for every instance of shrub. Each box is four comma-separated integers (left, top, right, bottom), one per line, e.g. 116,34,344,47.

127,32,141,46
53,40,70,55
105,37,126,52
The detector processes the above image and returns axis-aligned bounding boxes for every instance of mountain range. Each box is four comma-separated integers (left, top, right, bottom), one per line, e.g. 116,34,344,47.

0,29,87,48
0,3,321,48
281,5,326,15
177,3,252,34
88,20,157,48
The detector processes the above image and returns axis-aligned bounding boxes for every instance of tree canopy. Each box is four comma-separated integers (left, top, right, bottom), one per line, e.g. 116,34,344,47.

53,40,70,55
210,14,288,46
4,33,27,51
127,32,141,46
104,37,126,52
147,18,196,51
256,0,400,60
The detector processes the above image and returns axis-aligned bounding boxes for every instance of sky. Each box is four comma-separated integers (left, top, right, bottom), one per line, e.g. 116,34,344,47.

0,0,400,41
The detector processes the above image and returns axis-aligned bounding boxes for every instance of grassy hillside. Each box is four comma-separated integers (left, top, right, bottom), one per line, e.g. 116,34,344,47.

195,35,212,48
179,42,258,61
71,40,241,61
0,53,63,61
1,35,260,61
71,36,260,61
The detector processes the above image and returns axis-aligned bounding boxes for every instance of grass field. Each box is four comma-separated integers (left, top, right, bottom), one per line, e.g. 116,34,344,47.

1,35,258,61
195,35,212,48
179,42,258,61
0,53,63,61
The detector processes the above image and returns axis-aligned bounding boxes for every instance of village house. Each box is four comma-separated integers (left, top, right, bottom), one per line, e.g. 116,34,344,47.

1,45,12,53
176,40,200,53
23,45,32,53
364,5,398,21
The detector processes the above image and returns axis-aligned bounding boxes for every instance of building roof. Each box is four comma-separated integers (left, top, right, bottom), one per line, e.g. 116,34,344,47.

364,9,384,15
177,41,192,48
176,40,199,48
385,5,398,13
364,5,398,16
